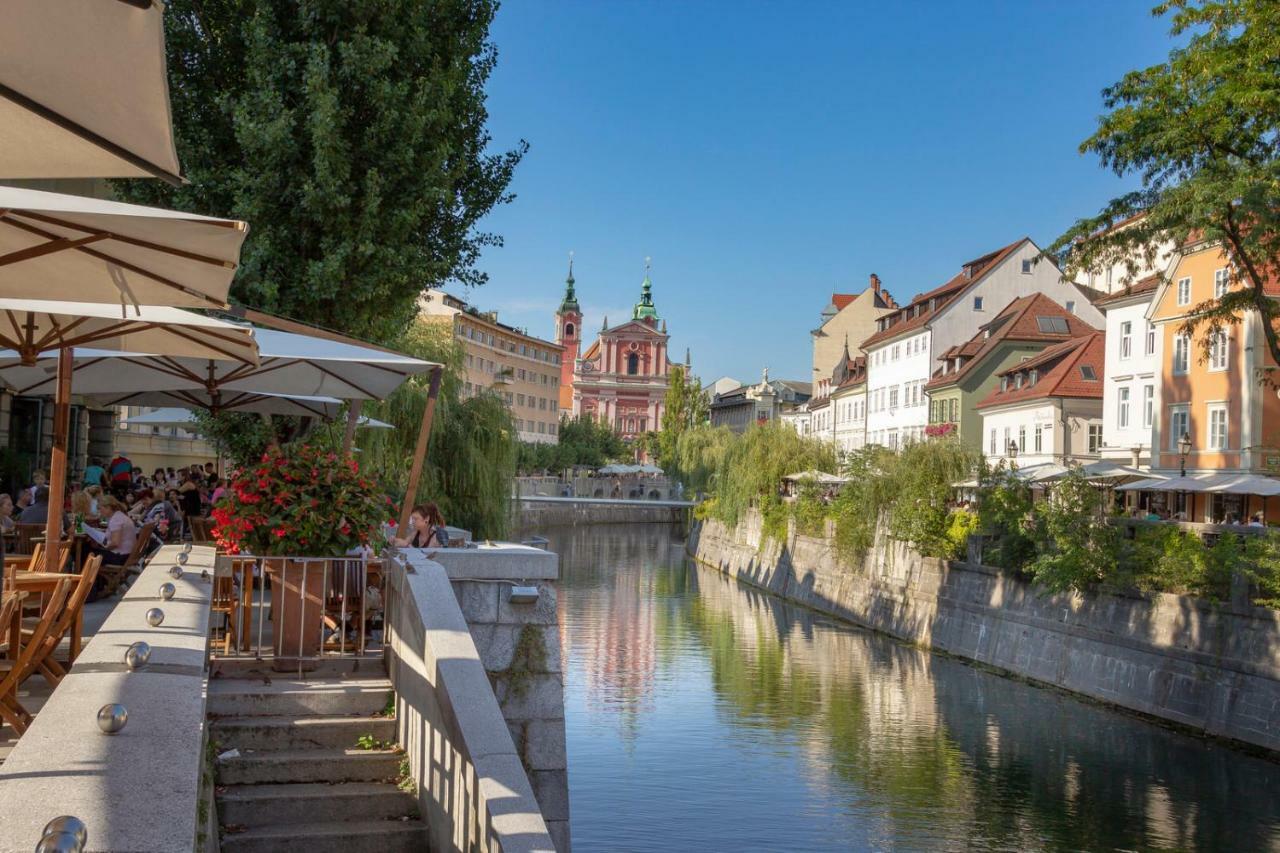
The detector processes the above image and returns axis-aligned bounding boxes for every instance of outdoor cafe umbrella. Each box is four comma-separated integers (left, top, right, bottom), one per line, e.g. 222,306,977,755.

0,0,183,183
121,406,394,430
0,300,258,570
86,389,343,420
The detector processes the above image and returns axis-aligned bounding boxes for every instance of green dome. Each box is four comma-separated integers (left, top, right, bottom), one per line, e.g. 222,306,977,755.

633,264,659,321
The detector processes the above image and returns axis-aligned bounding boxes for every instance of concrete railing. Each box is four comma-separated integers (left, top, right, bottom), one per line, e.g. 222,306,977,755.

0,545,218,853
385,548,557,853
514,475,680,501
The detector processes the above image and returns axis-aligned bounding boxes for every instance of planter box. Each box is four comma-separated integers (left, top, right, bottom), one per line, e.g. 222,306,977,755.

264,559,326,671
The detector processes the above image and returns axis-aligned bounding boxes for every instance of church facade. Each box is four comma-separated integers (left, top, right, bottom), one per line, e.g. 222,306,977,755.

554,259,681,440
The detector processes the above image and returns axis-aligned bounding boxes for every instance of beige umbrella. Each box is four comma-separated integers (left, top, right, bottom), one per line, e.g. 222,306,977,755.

0,0,182,183
0,186,247,310
0,299,258,571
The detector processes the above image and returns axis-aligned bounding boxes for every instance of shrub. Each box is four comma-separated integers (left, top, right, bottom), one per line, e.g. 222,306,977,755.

944,510,980,560
1025,469,1120,592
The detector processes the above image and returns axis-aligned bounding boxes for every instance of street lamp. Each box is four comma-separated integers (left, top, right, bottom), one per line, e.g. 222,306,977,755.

1008,439,1019,460
1178,432,1193,477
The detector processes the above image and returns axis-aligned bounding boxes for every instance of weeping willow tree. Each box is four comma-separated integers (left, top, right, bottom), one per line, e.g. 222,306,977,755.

355,322,515,538
674,425,736,495
707,424,839,528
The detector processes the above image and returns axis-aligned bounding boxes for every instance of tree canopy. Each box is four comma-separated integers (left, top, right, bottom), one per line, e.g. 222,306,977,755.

114,0,526,343
1052,0,1280,366
658,364,709,475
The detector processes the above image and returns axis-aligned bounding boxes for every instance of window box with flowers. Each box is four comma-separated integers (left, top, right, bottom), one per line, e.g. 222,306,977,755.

211,443,393,669
924,422,957,438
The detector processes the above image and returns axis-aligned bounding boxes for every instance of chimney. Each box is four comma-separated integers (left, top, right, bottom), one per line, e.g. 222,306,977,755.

869,273,881,293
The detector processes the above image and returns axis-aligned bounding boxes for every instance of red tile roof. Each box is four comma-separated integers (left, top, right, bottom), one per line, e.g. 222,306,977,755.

831,293,857,311
925,294,1098,390
860,238,1028,350
974,332,1105,410
1092,273,1162,306
835,355,867,390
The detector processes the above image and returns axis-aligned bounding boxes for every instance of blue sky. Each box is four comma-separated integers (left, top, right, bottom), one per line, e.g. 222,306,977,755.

468,1,1176,383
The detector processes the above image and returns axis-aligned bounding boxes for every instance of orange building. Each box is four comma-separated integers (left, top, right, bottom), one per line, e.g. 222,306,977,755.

1148,239,1280,521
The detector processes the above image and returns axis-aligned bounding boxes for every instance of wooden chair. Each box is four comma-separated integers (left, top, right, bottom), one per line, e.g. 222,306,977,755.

25,555,102,687
210,563,239,655
0,591,24,658
0,578,70,734
187,515,214,545
10,523,43,556
98,521,156,597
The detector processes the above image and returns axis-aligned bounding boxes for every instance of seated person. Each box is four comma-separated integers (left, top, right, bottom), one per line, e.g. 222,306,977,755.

393,502,450,549
87,495,136,567
143,488,181,539
18,485,53,524
0,493,14,533
178,471,204,519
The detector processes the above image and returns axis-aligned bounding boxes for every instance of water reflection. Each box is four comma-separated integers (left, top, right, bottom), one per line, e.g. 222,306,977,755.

545,523,1280,852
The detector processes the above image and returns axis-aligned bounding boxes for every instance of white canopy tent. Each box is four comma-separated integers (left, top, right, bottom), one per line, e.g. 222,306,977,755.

0,0,183,183
783,470,846,485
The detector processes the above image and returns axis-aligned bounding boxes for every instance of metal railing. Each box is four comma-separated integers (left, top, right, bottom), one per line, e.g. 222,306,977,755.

211,554,389,668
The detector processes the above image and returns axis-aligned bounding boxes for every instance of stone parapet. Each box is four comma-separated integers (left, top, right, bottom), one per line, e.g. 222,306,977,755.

690,511,1280,755
0,545,219,853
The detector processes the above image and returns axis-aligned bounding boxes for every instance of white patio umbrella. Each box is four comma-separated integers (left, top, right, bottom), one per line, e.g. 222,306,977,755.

86,389,343,420
121,407,199,429
0,0,183,183
0,300,258,570
0,186,247,310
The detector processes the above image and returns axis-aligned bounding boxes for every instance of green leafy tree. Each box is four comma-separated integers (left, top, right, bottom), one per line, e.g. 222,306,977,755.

114,0,526,343
1027,469,1122,592
1051,1,1280,366
659,364,709,476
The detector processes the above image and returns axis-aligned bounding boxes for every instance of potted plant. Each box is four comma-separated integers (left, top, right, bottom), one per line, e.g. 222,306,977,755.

211,443,393,670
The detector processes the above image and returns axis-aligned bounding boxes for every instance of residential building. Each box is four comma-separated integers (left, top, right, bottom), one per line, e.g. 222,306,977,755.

569,264,678,440
418,289,565,444
1072,212,1177,296
779,405,811,436
709,369,811,433
1096,275,1163,469
811,274,897,385
976,332,1106,468
830,349,868,455
1148,240,1280,520
115,407,217,474
925,294,1097,453
861,237,1104,451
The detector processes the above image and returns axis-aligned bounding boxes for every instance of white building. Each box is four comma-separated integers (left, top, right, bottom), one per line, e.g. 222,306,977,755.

829,349,867,455
976,333,1106,468
861,238,1104,450
1096,276,1163,469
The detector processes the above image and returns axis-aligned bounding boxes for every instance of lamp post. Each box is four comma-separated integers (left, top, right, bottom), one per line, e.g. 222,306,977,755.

1178,432,1192,477
1008,439,1019,461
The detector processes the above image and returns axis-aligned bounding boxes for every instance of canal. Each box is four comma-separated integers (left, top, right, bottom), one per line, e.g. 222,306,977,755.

542,523,1280,852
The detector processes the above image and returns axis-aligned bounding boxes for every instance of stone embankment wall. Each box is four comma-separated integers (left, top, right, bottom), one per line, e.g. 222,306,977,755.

690,510,1280,755
512,496,689,529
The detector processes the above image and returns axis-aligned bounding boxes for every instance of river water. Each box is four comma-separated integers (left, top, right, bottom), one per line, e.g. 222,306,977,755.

541,523,1280,853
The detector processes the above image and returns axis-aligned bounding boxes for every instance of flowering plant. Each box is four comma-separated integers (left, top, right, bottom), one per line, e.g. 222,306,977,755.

924,422,957,438
211,442,394,556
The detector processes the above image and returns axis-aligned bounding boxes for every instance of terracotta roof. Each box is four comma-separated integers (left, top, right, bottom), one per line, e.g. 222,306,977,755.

831,293,857,311
974,332,1105,410
860,238,1028,349
835,355,867,390
1093,274,1162,306
925,294,1097,391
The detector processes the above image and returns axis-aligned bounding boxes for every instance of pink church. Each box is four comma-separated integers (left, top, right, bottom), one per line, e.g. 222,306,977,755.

554,259,683,440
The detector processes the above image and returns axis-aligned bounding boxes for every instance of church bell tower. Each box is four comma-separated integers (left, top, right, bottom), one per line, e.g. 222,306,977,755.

555,252,581,413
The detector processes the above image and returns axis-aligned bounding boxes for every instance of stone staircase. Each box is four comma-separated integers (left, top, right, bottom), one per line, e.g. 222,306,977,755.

208,661,427,853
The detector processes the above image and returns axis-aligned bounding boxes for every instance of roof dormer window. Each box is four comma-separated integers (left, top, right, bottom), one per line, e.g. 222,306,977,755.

1029,369,1038,384
1014,374,1023,389
1000,377,1008,392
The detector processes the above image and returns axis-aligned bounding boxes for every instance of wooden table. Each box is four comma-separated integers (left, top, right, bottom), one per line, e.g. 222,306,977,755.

11,572,84,662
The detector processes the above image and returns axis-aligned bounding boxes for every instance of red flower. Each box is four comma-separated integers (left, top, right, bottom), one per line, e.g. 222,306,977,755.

272,527,287,538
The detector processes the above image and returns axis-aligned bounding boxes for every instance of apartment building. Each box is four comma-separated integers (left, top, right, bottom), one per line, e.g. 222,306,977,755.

861,238,1103,450
418,289,565,444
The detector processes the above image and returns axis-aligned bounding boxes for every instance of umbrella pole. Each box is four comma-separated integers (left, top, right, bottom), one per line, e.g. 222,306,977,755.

398,367,443,537
45,347,73,573
342,403,361,456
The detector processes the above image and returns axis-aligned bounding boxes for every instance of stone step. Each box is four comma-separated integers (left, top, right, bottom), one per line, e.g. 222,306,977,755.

211,657,386,679
219,818,429,853
207,677,393,717
216,747,403,785
217,782,418,826
211,715,396,752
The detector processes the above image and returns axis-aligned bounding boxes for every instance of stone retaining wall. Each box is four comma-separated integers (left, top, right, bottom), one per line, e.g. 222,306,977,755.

512,496,689,529
690,510,1280,755
385,549,558,853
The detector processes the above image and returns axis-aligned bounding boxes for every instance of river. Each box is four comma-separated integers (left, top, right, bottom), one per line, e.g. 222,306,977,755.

539,522,1280,852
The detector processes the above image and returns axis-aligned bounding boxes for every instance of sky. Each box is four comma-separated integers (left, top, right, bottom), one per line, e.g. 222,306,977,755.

467,1,1177,383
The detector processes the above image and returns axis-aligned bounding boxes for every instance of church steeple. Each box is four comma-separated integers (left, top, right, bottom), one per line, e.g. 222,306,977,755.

559,252,580,313
632,256,659,322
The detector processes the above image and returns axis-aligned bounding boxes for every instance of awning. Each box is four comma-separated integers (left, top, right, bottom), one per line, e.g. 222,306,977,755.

88,389,342,420
1203,474,1280,496
783,470,846,484
0,0,182,182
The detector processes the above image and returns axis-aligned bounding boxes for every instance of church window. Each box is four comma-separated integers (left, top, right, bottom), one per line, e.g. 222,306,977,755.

565,322,575,337
627,353,640,375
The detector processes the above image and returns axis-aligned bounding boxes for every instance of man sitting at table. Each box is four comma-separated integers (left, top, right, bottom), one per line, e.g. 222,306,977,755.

18,485,52,524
